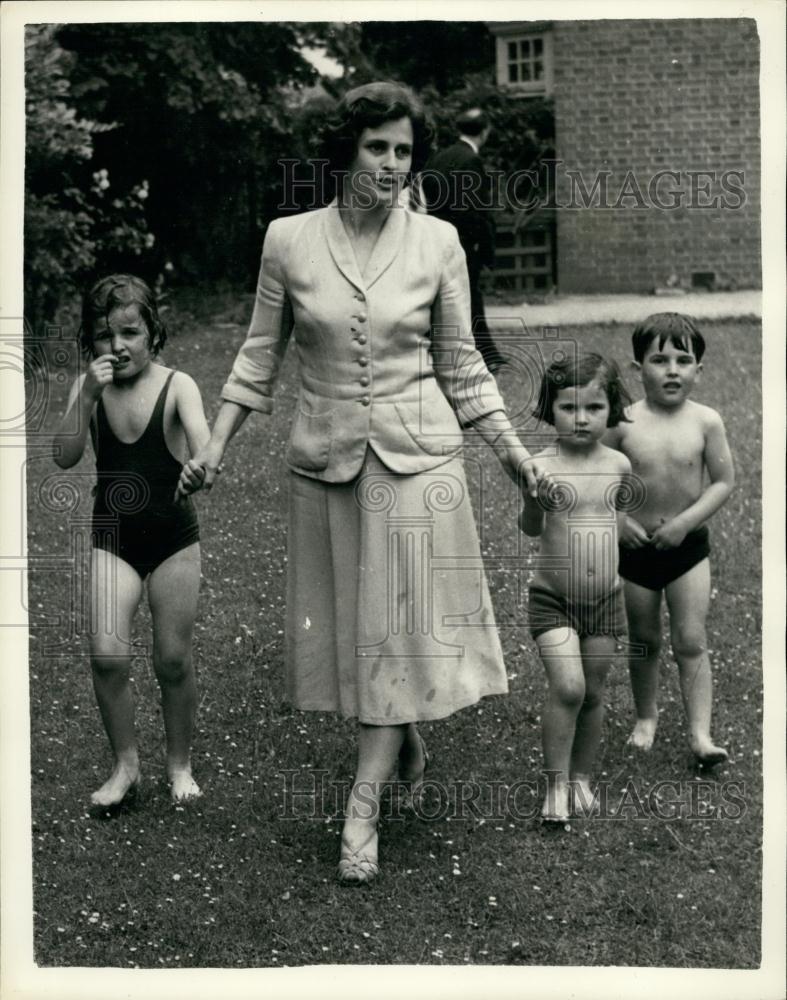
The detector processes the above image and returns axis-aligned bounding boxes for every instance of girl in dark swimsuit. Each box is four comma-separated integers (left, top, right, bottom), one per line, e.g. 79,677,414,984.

53,275,210,806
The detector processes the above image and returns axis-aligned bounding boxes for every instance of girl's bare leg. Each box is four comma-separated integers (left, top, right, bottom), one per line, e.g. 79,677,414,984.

89,548,144,806
148,543,202,801
536,627,584,821
570,634,615,815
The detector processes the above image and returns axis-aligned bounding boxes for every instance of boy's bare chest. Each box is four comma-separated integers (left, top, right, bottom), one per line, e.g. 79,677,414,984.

624,421,704,474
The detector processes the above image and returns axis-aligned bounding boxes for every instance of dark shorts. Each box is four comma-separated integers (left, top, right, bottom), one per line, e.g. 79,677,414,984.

618,526,710,592
92,501,200,580
528,585,627,641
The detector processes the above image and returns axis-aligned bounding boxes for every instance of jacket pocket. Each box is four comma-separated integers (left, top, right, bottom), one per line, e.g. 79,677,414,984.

394,399,462,458
286,398,334,471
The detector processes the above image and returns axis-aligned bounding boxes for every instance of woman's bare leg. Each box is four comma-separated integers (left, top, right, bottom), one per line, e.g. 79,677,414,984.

339,723,406,880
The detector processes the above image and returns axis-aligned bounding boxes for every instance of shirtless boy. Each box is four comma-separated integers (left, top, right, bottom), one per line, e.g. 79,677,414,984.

605,313,734,765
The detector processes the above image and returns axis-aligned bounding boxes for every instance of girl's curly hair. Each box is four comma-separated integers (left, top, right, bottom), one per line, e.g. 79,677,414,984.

533,352,632,427
80,274,165,358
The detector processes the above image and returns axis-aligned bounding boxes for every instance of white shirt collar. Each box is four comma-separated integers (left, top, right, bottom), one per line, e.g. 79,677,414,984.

459,135,480,155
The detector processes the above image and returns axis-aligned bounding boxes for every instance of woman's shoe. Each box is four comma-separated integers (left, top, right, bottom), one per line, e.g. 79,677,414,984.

337,828,379,886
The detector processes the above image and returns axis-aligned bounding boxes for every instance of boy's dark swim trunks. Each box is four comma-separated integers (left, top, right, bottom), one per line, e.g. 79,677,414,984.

618,526,710,592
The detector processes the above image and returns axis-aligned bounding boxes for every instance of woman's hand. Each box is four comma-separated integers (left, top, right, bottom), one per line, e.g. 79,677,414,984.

84,356,117,399
174,401,252,502
518,454,551,499
174,441,224,501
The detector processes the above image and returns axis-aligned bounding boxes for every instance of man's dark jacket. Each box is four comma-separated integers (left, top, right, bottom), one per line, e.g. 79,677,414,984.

421,138,496,269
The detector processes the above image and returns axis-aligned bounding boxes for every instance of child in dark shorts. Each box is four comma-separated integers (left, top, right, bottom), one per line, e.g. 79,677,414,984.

604,314,734,765
521,353,632,823
52,275,210,806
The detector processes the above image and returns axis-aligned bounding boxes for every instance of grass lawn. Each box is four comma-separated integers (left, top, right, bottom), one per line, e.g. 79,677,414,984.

27,290,762,969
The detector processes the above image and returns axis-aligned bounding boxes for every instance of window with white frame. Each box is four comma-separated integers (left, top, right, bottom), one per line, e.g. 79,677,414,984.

492,26,553,95
507,35,545,84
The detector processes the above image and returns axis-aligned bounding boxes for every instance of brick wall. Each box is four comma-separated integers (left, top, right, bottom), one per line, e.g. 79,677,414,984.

552,19,761,293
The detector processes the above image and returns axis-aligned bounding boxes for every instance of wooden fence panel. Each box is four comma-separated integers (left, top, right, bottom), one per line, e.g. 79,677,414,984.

494,210,556,293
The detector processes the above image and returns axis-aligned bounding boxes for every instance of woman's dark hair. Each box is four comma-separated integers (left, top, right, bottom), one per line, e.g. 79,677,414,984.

631,312,705,363
318,81,433,178
534,353,632,427
80,274,166,358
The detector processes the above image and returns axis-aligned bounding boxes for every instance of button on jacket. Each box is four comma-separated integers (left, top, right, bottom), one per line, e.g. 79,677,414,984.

221,200,509,483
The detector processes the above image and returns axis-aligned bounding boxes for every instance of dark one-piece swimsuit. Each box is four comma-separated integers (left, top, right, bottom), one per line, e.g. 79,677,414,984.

91,370,199,579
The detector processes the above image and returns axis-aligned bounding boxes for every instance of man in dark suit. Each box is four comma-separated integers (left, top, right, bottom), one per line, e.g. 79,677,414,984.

421,108,506,371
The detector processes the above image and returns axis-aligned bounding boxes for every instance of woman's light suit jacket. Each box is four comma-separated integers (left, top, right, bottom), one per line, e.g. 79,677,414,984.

221,200,509,483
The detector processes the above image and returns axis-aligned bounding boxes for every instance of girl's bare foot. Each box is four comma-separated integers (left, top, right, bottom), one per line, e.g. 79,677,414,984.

169,767,202,803
570,776,600,817
541,780,569,823
91,759,140,807
627,717,657,751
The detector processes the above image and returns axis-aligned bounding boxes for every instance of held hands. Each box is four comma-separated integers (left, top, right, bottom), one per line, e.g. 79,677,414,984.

174,442,224,502
518,454,551,499
84,356,117,399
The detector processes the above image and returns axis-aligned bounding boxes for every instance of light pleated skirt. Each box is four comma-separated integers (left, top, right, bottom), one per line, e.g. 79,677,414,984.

285,448,508,725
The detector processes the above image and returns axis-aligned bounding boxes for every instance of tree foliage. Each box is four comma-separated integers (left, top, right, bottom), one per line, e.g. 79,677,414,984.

24,24,154,335
55,22,321,282
322,23,555,218
324,21,494,94
24,19,554,328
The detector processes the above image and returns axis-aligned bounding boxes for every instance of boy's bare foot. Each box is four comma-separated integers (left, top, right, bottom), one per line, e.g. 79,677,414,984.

169,768,202,803
570,777,600,818
627,717,658,751
91,761,140,807
691,739,728,767
541,781,570,823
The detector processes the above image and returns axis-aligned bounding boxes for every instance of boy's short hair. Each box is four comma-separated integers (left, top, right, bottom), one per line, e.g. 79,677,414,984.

534,353,632,427
631,313,705,363
80,274,166,358
456,108,489,137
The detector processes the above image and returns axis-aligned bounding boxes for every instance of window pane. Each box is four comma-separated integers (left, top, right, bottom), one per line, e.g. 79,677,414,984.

508,63,518,83
508,41,517,60
521,63,531,81
520,39,530,57
534,61,543,79
534,37,543,55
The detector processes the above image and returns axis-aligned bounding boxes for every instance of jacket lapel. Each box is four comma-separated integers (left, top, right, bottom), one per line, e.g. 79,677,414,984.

323,199,406,292
323,201,365,293
364,203,405,290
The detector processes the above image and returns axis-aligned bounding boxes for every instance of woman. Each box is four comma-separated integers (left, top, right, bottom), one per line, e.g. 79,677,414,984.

179,82,544,884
